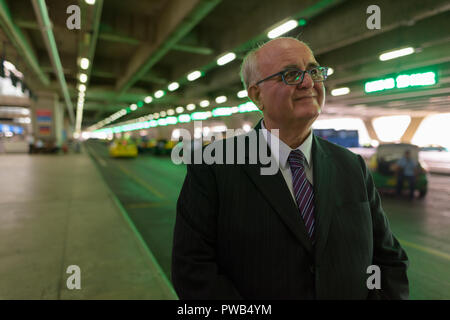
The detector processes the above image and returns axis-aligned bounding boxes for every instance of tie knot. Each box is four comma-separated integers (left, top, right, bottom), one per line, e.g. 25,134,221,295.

288,149,305,170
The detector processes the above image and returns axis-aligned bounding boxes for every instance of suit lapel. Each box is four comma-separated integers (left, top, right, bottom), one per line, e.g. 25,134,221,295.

242,120,313,254
243,164,314,254
312,135,336,262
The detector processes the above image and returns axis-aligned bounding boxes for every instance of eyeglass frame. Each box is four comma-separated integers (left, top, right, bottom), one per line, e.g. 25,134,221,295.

254,66,329,86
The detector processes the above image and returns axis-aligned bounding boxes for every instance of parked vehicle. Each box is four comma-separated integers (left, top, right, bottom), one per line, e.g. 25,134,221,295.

154,139,176,155
368,143,428,198
109,138,138,158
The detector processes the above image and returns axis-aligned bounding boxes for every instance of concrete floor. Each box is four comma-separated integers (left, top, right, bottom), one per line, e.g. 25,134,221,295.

0,150,177,299
87,140,450,300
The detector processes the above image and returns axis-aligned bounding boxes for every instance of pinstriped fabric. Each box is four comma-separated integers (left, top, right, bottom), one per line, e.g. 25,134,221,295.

288,150,315,240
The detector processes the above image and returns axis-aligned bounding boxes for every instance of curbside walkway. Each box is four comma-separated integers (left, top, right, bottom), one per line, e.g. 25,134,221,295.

0,150,178,299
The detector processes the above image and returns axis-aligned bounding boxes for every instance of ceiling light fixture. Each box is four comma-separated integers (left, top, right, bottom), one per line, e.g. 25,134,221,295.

379,47,414,61
168,82,180,91
154,90,165,98
217,52,236,66
80,58,89,70
215,96,227,104
200,100,210,107
79,73,87,83
237,90,247,98
267,20,298,39
187,71,202,81
331,87,350,96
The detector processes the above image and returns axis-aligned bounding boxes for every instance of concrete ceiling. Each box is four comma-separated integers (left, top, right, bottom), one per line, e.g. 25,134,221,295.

1,0,449,129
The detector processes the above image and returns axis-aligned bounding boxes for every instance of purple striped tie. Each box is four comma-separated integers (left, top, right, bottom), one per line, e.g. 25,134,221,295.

288,150,315,240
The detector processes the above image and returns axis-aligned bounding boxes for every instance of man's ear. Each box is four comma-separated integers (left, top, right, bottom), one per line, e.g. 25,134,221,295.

248,85,262,110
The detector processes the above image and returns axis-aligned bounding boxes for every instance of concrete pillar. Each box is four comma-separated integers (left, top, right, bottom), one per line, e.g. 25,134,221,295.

400,116,425,143
31,91,64,146
363,118,380,142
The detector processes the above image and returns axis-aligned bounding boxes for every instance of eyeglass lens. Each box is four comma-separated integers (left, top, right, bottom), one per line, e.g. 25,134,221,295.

283,67,327,84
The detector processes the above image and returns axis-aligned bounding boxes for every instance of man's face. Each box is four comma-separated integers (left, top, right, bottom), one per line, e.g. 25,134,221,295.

252,39,325,128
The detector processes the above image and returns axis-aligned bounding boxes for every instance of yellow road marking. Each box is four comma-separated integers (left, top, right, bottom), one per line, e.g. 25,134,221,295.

89,146,165,199
399,239,450,261
114,161,165,199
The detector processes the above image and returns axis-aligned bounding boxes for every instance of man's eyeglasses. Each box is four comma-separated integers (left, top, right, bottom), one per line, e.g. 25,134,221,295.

255,66,329,86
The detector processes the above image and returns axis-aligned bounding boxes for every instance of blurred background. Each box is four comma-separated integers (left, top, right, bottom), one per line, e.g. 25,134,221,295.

0,0,449,299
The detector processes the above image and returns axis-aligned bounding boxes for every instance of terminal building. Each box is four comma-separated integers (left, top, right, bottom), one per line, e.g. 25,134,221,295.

0,0,449,300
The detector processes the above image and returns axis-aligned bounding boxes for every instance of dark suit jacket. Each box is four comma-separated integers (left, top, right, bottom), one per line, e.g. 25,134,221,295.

171,120,409,299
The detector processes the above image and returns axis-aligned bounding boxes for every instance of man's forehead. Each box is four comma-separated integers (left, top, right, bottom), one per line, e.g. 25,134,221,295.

257,39,317,70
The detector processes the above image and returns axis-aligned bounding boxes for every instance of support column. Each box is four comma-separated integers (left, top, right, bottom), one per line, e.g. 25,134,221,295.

400,116,425,143
31,91,64,147
363,118,380,142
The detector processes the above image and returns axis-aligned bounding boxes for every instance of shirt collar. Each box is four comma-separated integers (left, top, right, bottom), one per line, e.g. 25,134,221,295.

261,119,313,169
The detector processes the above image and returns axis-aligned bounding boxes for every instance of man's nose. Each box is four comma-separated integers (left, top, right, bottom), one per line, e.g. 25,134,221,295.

297,72,314,89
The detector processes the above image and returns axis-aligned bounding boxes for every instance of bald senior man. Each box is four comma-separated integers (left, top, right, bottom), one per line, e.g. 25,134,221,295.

171,37,409,299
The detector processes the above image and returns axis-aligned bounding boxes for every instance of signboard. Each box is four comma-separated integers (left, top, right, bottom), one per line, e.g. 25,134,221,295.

0,124,24,134
364,70,437,93
36,109,52,136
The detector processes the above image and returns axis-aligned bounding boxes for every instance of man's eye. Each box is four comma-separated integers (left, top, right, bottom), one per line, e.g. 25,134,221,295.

285,70,299,79
309,68,318,76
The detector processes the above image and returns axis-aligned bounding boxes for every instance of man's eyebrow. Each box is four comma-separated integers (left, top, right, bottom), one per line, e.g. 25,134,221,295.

282,62,320,70
282,64,300,69
307,62,320,68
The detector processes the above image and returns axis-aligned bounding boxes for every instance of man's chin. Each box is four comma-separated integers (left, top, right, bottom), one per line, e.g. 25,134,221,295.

293,102,320,118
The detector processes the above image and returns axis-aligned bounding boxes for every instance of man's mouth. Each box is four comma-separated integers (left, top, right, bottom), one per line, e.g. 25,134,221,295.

294,96,316,100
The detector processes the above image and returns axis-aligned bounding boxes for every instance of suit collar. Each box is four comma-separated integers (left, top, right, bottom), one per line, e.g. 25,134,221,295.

260,119,313,170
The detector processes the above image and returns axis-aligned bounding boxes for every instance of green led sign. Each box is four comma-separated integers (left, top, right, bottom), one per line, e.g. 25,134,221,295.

365,71,436,93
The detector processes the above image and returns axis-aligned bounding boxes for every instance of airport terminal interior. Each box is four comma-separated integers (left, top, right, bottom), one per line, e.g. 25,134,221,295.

0,0,449,299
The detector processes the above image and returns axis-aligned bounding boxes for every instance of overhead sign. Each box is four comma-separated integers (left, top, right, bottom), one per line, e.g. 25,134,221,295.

36,109,52,123
36,109,52,136
0,124,24,134
365,71,437,93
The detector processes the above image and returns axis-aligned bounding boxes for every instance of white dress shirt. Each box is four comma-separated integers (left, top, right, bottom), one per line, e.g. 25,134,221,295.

260,120,314,202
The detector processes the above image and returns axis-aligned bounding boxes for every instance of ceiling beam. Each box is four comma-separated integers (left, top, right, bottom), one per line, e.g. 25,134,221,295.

324,41,450,88
317,11,450,72
15,19,39,30
180,2,450,104
169,0,345,83
31,0,74,123
172,43,213,55
115,0,221,95
0,0,50,86
304,0,450,55
76,0,103,132
98,32,140,45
